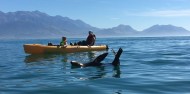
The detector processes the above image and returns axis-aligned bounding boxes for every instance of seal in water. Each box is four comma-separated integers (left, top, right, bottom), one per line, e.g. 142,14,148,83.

70,48,123,67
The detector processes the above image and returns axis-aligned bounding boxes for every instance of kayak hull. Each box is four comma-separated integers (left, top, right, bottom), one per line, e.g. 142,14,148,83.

23,44,108,54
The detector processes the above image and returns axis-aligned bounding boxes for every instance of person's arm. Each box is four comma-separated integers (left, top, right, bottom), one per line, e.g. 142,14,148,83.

89,42,94,46
94,35,96,39
65,41,68,45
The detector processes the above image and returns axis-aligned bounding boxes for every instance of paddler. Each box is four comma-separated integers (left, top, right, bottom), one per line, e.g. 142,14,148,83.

60,37,68,47
86,31,96,46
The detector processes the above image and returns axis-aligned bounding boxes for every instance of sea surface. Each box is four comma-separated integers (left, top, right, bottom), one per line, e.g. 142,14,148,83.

0,37,190,94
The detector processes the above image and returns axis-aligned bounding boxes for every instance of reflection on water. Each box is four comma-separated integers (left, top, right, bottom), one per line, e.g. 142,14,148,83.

87,52,96,61
72,65,121,81
113,66,121,78
24,54,54,63
89,66,121,79
24,54,68,63
71,65,121,80
24,52,98,64
88,66,106,80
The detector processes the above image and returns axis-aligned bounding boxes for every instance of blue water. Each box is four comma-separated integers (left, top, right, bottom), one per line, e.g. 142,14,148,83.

1,37,190,94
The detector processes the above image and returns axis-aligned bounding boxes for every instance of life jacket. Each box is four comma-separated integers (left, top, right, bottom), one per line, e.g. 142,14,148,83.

60,40,67,46
86,34,96,45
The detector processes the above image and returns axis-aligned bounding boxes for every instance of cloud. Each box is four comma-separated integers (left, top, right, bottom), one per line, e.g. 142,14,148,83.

144,9,190,17
128,9,190,17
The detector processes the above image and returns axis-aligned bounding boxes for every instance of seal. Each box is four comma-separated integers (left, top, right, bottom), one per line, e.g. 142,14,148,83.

70,48,123,67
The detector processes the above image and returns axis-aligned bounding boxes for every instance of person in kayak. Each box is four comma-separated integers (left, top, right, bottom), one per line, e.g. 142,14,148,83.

60,37,68,47
70,48,123,67
86,31,96,46
71,31,96,46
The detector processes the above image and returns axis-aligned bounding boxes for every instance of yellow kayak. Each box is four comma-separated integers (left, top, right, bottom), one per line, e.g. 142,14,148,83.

23,44,108,54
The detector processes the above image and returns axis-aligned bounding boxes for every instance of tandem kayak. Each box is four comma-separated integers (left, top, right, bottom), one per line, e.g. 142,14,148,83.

23,44,108,54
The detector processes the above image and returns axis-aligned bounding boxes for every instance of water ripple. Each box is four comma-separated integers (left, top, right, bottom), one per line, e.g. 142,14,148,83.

1,37,190,94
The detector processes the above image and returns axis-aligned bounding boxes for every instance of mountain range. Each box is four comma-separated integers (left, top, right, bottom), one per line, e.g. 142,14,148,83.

0,11,190,39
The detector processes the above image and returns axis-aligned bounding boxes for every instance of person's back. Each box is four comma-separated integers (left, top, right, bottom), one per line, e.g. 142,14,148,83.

86,31,96,46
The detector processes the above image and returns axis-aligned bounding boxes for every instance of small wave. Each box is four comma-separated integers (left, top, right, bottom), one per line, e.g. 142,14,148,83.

144,59,177,66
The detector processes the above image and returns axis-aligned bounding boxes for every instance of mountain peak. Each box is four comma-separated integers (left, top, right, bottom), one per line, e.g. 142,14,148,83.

142,24,190,36
0,11,98,39
111,24,137,32
144,24,188,32
0,11,190,39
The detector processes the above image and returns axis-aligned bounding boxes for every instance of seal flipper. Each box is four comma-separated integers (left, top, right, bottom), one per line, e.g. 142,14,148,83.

92,53,108,64
112,48,123,66
84,52,108,66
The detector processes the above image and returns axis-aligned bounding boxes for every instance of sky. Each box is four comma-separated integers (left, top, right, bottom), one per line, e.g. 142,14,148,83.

0,0,190,31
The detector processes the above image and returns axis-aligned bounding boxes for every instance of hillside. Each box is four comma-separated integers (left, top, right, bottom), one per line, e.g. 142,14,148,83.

0,11,98,39
142,25,190,36
97,24,139,37
0,11,190,39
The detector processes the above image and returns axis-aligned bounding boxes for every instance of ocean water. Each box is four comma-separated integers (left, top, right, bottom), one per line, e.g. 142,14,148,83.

0,37,190,94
